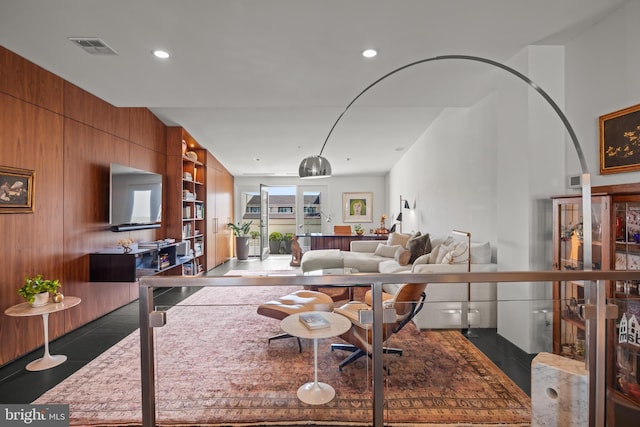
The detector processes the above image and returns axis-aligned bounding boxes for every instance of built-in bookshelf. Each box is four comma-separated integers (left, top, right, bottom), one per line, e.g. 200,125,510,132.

166,127,234,275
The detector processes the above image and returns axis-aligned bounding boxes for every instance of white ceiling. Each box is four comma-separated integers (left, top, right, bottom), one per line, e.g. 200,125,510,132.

0,0,627,177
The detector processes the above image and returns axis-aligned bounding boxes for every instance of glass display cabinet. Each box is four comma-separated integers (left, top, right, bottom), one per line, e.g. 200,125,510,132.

552,186,640,422
611,197,640,408
552,194,609,362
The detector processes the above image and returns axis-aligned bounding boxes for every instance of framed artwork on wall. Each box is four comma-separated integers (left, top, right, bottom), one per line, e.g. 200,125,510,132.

600,103,640,174
0,166,35,213
342,192,373,223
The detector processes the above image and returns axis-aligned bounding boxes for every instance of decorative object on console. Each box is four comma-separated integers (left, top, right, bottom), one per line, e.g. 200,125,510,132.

17,274,61,306
0,165,35,214
117,238,134,253
342,192,372,223
354,224,364,235
374,213,388,235
599,103,640,175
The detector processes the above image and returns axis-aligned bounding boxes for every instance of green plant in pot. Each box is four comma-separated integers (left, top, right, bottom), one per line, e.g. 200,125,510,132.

226,221,252,237
282,232,295,254
227,221,252,260
18,274,62,306
269,231,283,254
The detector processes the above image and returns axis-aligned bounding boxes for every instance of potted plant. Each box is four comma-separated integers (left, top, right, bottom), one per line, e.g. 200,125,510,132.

226,221,252,260
354,224,364,235
269,231,283,254
282,232,295,254
18,274,62,307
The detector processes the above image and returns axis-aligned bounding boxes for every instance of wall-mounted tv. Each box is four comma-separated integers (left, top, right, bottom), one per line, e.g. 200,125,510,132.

109,163,162,232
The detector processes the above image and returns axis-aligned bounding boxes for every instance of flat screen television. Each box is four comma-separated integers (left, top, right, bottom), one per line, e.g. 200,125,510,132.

109,163,162,231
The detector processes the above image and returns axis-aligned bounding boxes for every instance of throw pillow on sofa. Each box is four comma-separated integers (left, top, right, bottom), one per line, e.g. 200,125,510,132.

387,232,412,248
441,243,469,264
406,233,431,264
433,240,462,264
470,241,492,263
374,243,402,258
394,247,411,265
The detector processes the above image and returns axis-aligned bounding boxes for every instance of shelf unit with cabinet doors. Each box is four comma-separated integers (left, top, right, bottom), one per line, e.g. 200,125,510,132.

552,193,610,362
552,183,640,422
611,195,640,411
206,151,233,267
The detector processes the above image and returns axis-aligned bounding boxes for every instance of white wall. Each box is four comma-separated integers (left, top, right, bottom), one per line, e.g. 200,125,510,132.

565,0,640,185
495,46,566,353
387,1,640,353
388,100,498,247
388,46,566,353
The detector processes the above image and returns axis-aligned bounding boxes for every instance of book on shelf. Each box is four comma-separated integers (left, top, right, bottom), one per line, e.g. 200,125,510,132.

139,241,167,249
183,262,194,276
159,252,171,269
298,312,331,330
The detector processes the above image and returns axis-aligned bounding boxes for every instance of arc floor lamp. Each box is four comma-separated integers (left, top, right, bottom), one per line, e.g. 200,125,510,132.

297,54,599,426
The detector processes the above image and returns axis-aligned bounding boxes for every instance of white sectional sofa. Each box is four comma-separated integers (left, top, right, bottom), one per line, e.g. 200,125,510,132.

299,233,497,330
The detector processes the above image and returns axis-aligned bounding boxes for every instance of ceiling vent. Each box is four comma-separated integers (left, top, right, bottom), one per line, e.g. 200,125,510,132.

68,37,117,55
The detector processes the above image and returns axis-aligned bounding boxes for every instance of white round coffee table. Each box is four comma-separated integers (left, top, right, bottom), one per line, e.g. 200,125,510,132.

5,296,81,371
280,311,351,405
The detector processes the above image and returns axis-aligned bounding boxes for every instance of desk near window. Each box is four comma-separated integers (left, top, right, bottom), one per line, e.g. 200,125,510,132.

299,234,386,251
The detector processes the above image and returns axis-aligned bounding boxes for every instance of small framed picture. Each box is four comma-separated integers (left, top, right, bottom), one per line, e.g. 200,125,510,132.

342,192,372,223
0,166,35,213
600,103,640,174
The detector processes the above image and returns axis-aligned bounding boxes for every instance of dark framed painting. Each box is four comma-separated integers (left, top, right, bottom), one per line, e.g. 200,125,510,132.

0,166,35,213
342,192,372,223
600,103,640,174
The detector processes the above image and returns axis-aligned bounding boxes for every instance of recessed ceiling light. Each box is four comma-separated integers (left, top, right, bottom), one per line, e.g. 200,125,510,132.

362,48,378,58
152,49,170,59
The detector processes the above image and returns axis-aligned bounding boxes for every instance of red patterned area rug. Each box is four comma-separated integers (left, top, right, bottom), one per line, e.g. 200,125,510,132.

34,285,531,426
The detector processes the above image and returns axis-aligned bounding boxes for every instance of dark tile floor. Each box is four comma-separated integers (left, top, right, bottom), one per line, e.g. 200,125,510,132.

0,256,533,404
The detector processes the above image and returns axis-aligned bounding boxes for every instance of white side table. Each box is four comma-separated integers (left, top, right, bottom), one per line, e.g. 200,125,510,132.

5,296,81,371
280,311,351,405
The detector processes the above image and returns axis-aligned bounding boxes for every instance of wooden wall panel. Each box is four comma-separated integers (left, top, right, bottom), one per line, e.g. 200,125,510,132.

0,46,63,113
64,82,130,139
0,45,212,366
129,107,166,154
0,47,172,365
0,92,64,363
62,119,137,333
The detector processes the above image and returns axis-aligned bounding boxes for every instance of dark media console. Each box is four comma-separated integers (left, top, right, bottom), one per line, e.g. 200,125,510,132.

89,241,190,282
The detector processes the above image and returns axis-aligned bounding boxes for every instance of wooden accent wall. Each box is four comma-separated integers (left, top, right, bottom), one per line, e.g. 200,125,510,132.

0,46,169,365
